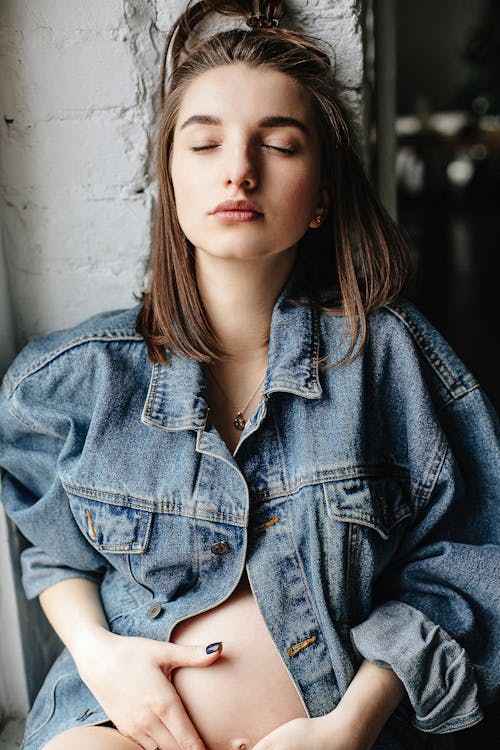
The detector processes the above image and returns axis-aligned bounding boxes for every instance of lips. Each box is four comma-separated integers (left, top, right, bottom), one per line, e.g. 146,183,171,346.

210,199,263,215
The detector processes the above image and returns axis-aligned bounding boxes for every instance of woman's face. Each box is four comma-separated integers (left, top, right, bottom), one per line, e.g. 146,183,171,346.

170,63,327,262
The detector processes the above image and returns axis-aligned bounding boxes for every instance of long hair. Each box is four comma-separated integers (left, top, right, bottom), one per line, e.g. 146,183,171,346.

136,0,411,367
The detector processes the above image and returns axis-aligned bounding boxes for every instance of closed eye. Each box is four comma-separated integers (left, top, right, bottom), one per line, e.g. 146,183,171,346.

191,144,295,154
191,144,219,152
263,144,295,154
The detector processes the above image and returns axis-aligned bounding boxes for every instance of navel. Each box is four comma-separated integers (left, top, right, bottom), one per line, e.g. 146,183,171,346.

230,739,250,750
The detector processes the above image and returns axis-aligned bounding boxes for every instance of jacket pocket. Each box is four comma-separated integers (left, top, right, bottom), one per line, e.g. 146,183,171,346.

66,491,153,554
326,475,412,540
64,484,200,600
323,474,413,621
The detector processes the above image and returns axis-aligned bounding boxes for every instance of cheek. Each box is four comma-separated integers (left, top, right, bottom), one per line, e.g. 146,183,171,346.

282,173,320,220
279,155,320,204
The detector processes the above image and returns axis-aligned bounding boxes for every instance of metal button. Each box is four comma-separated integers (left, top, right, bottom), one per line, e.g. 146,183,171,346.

210,541,231,556
147,602,163,619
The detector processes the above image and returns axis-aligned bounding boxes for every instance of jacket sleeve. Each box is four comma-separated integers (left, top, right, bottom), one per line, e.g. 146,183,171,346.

0,369,107,600
350,385,500,734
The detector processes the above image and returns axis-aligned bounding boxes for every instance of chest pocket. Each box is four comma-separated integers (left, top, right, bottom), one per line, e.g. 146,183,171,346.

64,484,200,601
67,492,153,554
322,474,413,621
327,475,413,540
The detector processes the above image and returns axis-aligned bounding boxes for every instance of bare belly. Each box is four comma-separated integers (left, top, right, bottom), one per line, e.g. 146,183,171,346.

170,570,308,750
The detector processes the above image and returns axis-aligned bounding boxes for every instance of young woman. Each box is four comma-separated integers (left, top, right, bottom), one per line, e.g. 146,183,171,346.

0,2,498,750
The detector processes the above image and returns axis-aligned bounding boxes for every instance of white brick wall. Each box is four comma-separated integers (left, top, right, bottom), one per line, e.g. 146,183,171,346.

0,0,157,341
1,0,365,345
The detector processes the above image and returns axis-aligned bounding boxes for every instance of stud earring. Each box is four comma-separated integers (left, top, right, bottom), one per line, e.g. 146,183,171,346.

314,216,322,225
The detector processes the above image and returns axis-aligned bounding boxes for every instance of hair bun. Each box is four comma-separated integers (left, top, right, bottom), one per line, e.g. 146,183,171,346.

245,1,286,29
165,1,289,82
179,1,287,36
246,14,280,30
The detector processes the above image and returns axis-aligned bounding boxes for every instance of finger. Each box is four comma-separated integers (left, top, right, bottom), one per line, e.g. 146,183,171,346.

161,641,223,672
158,689,207,750
129,728,177,750
144,717,182,750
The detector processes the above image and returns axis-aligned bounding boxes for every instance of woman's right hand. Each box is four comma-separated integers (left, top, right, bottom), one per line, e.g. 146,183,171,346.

74,625,223,750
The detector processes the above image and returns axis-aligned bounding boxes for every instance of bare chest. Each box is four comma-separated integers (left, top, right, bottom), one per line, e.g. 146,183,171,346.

205,366,267,455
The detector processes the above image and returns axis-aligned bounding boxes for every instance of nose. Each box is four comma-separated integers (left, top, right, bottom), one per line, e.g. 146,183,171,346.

225,144,258,190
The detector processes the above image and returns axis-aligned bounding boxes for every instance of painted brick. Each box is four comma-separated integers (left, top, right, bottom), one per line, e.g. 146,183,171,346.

2,192,152,267
1,117,147,190
1,31,138,117
9,265,141,341
0,0,123,32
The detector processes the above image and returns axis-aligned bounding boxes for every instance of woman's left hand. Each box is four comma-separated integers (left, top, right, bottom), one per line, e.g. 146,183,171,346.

251,714,363,750
251,659,404,750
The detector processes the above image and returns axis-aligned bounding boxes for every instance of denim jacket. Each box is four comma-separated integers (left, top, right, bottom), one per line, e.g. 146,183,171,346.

0,267,499,749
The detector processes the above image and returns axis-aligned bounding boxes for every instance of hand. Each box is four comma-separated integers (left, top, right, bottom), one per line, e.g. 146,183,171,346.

251,713,366,750
75,626,223,750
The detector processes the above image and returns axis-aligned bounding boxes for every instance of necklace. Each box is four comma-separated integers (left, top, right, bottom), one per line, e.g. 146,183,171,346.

207,368,266,431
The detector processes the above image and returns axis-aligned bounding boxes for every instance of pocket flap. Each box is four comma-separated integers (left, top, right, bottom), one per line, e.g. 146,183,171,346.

67,493,153,553
327,476,412,539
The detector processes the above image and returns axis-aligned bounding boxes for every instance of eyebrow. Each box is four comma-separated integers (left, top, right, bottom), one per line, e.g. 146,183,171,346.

180,114,310,137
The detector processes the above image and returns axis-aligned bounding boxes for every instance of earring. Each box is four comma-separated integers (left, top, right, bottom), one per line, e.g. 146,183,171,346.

314,216,322,225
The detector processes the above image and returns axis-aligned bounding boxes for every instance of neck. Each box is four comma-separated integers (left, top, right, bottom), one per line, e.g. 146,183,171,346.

195,246,297,363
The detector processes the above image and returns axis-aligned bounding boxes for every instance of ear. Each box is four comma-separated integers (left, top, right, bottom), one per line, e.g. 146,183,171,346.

308,186,330,229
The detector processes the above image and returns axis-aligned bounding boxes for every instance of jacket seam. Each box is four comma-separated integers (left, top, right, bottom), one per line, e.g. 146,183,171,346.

384,303,477,402
63,481,247,525
309,305,321,389
270,396,327,650
417,385,485,509
412,431,449,506
436,381,481,412
143,363,161,420
252,464,410,502
5,333,143,396
7,398,63,440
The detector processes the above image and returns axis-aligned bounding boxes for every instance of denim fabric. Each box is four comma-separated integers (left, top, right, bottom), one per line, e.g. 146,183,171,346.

0,266,498,749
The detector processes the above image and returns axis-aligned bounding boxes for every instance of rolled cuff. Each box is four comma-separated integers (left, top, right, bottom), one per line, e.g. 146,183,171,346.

21,546,104,600
350,601,484,733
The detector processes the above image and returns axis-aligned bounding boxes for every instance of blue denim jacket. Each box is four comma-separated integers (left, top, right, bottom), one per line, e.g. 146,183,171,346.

0,267,499,749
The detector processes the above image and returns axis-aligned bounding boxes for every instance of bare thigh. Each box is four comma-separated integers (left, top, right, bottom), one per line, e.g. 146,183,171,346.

41,725,142,750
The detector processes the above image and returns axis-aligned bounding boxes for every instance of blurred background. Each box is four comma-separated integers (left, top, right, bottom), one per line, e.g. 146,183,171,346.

395,0,499,411
393,2,500,744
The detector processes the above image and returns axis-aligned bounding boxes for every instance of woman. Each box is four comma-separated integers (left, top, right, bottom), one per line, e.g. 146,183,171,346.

0,2,498,750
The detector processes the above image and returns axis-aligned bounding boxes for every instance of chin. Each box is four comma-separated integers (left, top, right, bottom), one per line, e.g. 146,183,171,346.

196,243,295,263
198,248,269,261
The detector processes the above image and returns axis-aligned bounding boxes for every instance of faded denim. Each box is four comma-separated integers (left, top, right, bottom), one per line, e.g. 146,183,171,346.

0,265,498,749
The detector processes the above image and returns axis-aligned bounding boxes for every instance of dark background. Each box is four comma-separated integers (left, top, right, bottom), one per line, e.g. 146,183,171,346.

396,0,499,413
395,1,499,746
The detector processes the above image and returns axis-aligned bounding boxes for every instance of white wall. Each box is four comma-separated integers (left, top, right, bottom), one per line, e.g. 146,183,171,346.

0,0,156,343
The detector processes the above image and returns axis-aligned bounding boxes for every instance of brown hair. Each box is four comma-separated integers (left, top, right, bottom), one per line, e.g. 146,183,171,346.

136,0,411,367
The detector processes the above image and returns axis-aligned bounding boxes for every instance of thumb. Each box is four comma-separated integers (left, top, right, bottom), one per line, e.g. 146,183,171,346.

164,641,223,670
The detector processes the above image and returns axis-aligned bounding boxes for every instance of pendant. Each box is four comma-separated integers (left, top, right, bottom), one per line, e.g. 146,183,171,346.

233,412,246,431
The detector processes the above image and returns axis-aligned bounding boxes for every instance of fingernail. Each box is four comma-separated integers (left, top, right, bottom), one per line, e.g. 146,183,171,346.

206,641,222,654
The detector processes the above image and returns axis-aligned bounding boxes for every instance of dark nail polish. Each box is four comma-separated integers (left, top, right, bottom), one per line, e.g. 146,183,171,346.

206,641,222,654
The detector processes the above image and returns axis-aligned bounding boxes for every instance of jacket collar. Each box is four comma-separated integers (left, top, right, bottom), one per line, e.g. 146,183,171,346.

141,260,322,431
